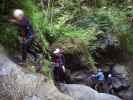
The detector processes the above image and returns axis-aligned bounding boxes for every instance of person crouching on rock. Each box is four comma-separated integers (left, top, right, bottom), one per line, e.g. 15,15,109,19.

52,48,68,83
9,9,38,64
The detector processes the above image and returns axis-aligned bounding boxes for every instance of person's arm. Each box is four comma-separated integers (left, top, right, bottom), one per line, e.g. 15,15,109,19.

8,17,19,24
60,54,66,72
62,65,65,72
9,19,17,23
26,22,34,39
61,54,65,65
95,73,100,78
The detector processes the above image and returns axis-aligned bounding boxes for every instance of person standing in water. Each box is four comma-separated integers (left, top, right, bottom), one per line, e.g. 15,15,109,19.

9,9,38,63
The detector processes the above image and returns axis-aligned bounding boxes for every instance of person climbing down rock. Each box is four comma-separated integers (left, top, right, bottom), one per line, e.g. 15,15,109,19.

52,48,70,84
9,9,38,64
95,68,105,92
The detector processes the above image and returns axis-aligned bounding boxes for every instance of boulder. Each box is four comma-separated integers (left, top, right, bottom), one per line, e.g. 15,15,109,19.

91,34,123,64
60,84,122,100
113,64,128,78
112,64,129,89
118,89,133,100
70,70,95,87
0,45,73,100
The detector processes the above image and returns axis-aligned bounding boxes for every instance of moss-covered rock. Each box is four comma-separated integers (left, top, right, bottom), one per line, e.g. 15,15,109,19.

51,38,96,72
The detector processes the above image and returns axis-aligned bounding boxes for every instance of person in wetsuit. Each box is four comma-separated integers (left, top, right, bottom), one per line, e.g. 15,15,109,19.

52,48,70,83
9,9,38,63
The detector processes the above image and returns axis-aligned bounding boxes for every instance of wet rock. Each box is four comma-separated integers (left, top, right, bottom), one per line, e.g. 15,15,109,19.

118,89,133,100
70,70,95,86
113,64,128,78
112,64,129,90
111,64,133,99
24,96,43,100
0,45,73,100
60,84,122,100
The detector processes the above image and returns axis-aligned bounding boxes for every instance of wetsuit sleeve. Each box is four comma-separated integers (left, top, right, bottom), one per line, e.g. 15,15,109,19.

26,22,34,39
61,54,65,66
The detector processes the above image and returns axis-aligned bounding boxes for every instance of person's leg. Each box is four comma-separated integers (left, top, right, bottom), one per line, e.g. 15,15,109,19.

95,81,104,92
28,48,38,61
53,67,57,81
58,67,65,83
103,82,109,93
27,39,38,61
101,81,106,92
98,81,103,92
21,42,28,62
53,67,60,82
64,69,72,84
95,84,99,91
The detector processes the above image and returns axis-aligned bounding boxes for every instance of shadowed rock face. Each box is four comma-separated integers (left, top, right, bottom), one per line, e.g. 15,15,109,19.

51,38,93,71
0,45,73,100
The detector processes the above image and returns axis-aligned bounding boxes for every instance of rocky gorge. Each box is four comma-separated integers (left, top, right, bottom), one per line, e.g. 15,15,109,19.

0,43,123,100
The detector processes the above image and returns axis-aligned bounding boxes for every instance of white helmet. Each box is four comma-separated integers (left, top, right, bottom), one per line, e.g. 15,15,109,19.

108,74,112,78
13,9,24,18
98,68,102,72
53,48,60,54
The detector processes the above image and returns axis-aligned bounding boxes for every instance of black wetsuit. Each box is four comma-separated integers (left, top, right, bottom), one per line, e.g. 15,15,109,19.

53,54,67,83
17,16,37,61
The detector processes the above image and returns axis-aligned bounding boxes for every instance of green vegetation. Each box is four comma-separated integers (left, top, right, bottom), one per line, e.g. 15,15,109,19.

1,0,133,75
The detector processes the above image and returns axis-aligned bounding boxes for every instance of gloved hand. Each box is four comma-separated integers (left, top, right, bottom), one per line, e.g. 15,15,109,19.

62,65,66,72
9,19,17,23
23,38,33,44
